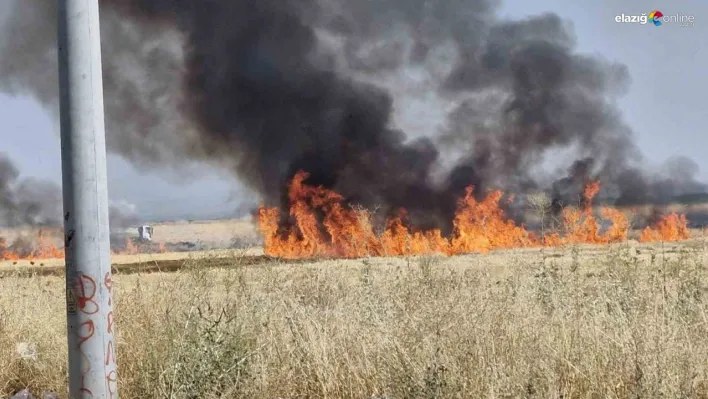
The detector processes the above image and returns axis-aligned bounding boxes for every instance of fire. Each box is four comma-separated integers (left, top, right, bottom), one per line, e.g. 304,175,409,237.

110,237,168,255
0,230,64,261
543,181,630,246
639,213,690,242
448,187,534,253
0,172,692,262
0,230,168,262
258,171,694,259
115,236,139,255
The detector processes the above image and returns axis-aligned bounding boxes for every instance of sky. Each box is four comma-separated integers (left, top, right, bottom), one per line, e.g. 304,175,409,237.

0,0,705,221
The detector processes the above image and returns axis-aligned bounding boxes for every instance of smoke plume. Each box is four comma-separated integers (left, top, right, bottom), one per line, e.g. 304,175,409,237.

0,0,705,232
0,154,62,227
108,200,140,231
0,153,140,233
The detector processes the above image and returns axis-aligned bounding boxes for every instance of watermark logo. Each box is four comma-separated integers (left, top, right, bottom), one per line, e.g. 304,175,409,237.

615,10,695,27
649,10,663,26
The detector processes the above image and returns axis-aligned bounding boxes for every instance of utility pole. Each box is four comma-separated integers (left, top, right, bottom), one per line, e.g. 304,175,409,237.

57,1,117,397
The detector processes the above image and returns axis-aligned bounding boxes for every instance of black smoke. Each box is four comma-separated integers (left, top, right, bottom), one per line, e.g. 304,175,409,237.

550,157,596,214
0,0,705,233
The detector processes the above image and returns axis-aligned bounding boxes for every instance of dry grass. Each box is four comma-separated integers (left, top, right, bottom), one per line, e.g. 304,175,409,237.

0,218,259,267
1,240,708,398
145,218,258,246
0,218,261,270
0,247,265,270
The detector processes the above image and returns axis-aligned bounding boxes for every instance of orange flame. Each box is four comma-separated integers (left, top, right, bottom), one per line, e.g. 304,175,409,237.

259,172,682,259
0,230,64,261
542,180,630,246
0,230,165,261
448,187,534,254
110,237,140,256
639,213,690,242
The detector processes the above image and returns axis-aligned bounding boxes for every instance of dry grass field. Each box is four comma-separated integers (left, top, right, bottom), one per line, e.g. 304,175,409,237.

142,218,259,247
0,219,260,270
1,237,708,398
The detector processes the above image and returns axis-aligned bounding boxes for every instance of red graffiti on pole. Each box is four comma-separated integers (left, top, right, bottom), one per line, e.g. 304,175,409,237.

77,320,95,347
76,274,99,315
104,272,112,306
106,370,118,398
105,339,115,366
105,338,117,397
106,311,114,334
104,271,117,397
77,319,96,397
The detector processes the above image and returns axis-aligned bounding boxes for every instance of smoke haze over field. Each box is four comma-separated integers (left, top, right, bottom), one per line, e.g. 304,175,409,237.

0,152,138,231
0,0,705,230
0,153,61,227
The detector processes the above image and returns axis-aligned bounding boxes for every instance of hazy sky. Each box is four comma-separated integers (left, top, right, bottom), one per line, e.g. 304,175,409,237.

0,0,705,221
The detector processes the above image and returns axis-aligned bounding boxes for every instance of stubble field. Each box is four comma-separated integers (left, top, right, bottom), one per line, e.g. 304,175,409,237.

1,222,708,398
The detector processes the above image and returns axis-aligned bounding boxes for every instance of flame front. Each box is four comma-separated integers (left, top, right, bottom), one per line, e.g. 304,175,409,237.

542,181,630,246
0,172,693,262
639,213,690,242
259,172,694,259
0,230,168,261
0,230,64,261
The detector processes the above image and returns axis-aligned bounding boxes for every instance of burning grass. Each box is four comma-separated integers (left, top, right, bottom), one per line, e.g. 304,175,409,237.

1,243,708,397
640,213,691,242
0,231,168,263
0,230,63,261
258,171,692,259
0,173,694,263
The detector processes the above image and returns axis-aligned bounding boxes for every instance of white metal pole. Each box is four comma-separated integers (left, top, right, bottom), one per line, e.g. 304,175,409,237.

57,1,117,397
